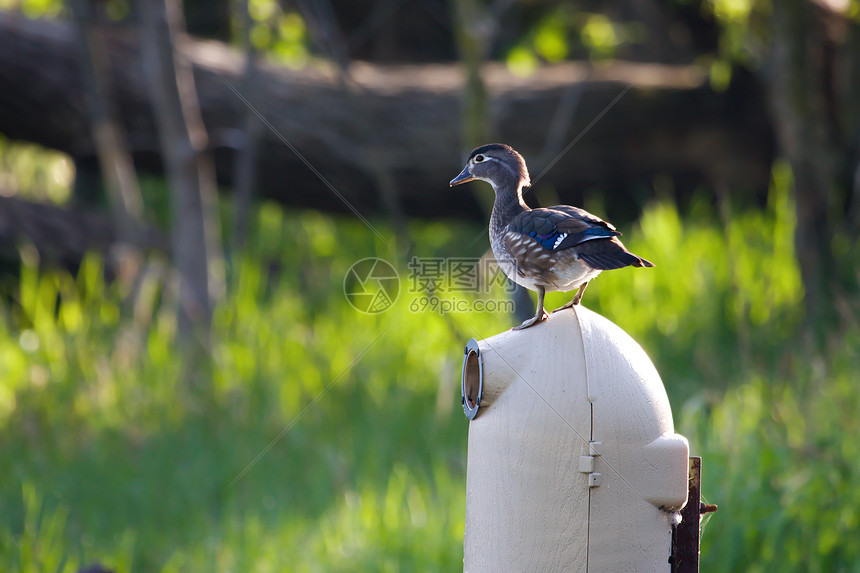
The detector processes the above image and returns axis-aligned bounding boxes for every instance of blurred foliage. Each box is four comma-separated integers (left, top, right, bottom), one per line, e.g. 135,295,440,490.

0,135,74,204
698,0,860,90
244,0,308,67
706,0,760,60
0,0,310,67
684,344,860,572
0,0,63,17
0,160,858,570
505,6,642,74
103,0,129,22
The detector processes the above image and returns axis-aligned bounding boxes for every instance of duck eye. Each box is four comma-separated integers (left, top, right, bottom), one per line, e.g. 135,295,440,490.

474,155,485,162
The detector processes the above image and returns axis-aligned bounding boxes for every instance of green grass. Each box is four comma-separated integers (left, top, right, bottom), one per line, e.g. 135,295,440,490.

0,168,859,571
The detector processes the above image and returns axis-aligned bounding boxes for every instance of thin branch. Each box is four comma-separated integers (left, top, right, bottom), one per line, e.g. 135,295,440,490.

69,0,145,241
230,0,264,258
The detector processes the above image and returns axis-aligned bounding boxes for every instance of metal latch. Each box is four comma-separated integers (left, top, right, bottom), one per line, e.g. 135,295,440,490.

579,441,603,488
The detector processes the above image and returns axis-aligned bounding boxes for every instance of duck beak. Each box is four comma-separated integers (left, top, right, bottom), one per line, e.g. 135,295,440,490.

449,166,474,186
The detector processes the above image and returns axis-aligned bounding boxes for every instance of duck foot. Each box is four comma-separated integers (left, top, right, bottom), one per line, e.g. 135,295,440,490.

513,286,548,330
551,302,575,314
551,281,589,313
512,308,549,330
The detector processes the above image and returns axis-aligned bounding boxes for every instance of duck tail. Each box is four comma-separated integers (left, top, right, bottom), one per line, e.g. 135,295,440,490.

576,238,655,270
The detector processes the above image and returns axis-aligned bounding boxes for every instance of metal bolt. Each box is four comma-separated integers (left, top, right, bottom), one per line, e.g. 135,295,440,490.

700,503,718,515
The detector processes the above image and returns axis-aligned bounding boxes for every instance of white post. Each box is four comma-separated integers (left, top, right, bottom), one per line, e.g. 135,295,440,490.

461,307,689,572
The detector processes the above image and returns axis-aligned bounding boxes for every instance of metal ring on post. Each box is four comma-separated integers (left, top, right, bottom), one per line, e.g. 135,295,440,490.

462,338,483,420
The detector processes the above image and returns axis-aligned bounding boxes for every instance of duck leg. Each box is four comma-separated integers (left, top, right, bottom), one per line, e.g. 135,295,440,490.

513,285,548,330
552,281,589,314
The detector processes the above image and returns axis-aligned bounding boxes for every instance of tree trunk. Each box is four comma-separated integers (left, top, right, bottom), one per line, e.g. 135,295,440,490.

767,0,849,330
140,0,224,342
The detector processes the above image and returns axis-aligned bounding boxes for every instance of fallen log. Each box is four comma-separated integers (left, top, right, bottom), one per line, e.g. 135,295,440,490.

0,195,167,269
0,13,775,222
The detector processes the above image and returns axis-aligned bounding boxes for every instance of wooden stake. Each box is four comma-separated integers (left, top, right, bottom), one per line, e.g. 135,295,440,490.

671,457,717,572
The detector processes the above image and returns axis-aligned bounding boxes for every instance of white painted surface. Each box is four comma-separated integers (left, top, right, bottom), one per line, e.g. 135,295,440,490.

463,306,689,572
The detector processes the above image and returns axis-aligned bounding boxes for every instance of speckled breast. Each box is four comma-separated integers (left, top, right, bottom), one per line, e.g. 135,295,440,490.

492,237,600,293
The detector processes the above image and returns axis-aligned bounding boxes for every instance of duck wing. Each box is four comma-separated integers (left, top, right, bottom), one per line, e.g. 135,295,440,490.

504,207,654,270
506,207,618,251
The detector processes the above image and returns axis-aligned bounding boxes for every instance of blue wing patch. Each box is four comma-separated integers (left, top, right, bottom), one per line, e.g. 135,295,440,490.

529,226,620,251
528,230,564,251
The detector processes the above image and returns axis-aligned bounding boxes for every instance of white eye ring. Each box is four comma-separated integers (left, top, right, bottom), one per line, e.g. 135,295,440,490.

474,155,485,162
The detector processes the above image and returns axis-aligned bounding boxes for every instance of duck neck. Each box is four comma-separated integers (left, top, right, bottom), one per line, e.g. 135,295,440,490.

490,177,529,238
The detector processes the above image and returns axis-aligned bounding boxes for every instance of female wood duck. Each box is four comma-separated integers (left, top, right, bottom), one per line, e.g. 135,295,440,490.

450,143,654,330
